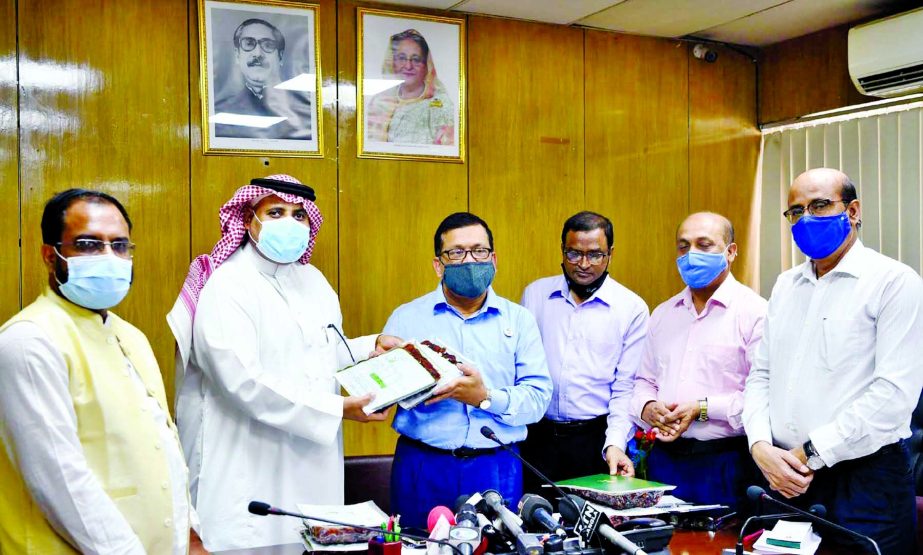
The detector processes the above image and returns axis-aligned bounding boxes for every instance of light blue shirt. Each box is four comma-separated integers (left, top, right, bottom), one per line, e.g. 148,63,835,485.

384,285,552,450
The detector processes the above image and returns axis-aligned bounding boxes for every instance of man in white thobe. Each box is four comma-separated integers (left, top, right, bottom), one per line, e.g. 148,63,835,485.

169,175,398,551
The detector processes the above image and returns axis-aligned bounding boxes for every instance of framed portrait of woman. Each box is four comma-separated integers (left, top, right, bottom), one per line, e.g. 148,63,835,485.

199,0,323,157
357,8,466,162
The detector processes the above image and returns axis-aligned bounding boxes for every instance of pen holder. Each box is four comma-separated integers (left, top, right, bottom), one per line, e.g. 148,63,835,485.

368,537,402,555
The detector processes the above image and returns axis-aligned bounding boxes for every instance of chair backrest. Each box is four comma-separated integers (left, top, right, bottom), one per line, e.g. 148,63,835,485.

344,455,393,514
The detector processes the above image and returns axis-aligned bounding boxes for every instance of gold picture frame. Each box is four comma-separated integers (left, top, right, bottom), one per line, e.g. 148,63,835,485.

198,0,323,157
357,8,466,162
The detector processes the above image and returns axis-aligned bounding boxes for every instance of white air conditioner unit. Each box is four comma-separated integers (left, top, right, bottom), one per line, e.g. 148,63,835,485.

849,7,923,98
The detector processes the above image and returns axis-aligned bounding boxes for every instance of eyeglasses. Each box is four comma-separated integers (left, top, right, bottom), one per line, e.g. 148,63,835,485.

563,249,608,266
57,239,136,259
393,53,424,67
782,198,850,224
441,247,493,261
239,37,279,54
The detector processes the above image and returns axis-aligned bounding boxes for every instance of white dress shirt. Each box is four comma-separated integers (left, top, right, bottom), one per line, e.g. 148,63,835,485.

744,241,923,467
177,243,376,551
0,320,192,555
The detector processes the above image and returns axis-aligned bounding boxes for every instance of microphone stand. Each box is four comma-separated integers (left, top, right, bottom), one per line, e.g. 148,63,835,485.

248,501,464,555
480,426,583,518
730,512,803,555
748,487,881,555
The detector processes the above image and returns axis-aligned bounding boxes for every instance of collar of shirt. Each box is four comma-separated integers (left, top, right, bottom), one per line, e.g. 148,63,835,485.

430,284,503,319
246,84,265,100
676,272,739,316
549,274,614,308
797,240,867,284
239,241,292,278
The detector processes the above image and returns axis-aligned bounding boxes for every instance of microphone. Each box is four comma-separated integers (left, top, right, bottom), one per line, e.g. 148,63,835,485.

481,490,526,538
455,494,518,553
450,503,485,555
479,426,583,517
558,495,648,555
730,501,826,555
745,486,881,555
247,500,464,555
518,494,566,537
428,505,456,532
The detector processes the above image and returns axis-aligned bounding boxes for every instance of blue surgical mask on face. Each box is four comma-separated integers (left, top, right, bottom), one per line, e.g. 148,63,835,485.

56,250,133,310
443,261,496,298
676,249,728,289
791,212,851,260
251,214,311,264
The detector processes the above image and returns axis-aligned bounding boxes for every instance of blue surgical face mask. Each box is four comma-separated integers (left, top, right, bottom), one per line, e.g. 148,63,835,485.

791,212,851,260
251,214,311,264
443,261,496,298
676,249,728,289
55,250,133,310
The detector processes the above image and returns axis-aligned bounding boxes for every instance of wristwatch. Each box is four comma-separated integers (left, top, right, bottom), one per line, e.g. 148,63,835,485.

803,439,825,470
697,398,709,422
478,390,492,411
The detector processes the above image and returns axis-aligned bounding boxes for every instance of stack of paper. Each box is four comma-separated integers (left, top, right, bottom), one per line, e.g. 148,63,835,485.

753,520,821,554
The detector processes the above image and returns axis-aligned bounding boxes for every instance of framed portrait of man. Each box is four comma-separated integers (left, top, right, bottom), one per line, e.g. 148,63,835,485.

199,0,322,156
357,9,466,162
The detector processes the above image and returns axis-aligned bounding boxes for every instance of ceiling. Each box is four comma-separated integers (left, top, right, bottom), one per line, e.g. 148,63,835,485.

375,0,914,47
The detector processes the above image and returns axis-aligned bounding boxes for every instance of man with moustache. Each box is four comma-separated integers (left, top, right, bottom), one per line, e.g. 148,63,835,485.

744,168,923,553
520,211,649,490
631,212,765,511
214,18,312,140
383,212,552,528
0,189,204,554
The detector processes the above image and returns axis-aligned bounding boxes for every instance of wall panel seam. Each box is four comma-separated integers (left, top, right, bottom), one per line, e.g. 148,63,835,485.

15,0,22,309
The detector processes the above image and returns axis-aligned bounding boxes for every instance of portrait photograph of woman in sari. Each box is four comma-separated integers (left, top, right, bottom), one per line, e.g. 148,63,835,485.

358,10,464,161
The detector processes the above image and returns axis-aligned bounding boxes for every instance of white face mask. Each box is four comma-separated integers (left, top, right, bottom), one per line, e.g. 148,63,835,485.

55,250,133,309
250,215,311,264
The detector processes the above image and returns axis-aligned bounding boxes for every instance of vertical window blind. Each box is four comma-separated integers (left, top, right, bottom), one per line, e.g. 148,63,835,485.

757,101,923,297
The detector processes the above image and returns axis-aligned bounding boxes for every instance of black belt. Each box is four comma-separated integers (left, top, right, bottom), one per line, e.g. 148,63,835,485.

400,435,505,459
535,414,607,436
655,435,748,457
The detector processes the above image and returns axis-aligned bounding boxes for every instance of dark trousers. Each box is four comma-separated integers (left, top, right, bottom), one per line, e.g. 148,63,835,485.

647,435,758,513
520,416,609,497
777,442,916,555
390,435,523,529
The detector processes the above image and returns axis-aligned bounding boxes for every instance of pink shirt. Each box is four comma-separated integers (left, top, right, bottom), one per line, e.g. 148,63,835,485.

630,274,767,441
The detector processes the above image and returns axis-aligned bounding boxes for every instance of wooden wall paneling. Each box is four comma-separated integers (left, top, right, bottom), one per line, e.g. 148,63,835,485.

188,0,340,288
0,0,19,322
337,1,468,456
689,45,761,290
17,0,191,398
584,31,688,310
758,25,872,125
467,16,585,303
